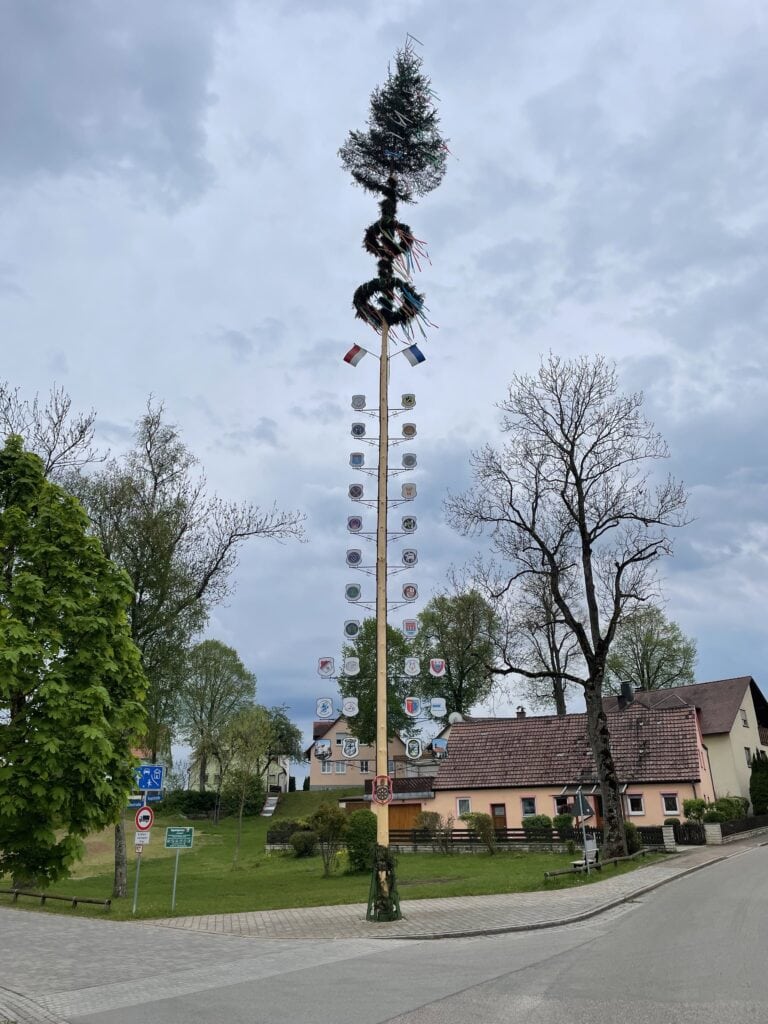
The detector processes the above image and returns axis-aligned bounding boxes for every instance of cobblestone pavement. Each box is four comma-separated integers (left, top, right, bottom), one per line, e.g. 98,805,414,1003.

0,837,761,1022
149,838,759,940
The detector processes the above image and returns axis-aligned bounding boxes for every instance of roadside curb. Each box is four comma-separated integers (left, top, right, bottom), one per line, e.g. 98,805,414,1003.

382,848,738,941
0,985,69,1024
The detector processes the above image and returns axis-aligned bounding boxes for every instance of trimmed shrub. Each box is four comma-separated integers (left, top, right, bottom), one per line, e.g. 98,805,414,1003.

522,814,553,840
703,809,727,823
714,796,749,821
460,812,497,854
345,809,378,872
553,813,574,835
289,776,296,792
302,776,310,791
266,818,303,844
683,798,707,822
290,830,318,857
664,817,680,826
156,789,217,816
414,811,441,840
624,821,641,854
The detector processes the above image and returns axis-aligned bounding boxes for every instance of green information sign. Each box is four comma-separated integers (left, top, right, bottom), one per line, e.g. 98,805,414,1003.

165,827,194,849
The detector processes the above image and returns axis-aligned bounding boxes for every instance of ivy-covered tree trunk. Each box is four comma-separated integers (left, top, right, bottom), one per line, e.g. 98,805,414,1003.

113,813,128,898
583,680,627,857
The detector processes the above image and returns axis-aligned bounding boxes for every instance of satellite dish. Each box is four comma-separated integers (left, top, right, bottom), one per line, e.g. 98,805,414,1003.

448,712,464,724
351,423,366,438
349,484,364,500
402,453,417,469
402,422,417,439
401,393,416,409
346,549,362,566
351,395,366,411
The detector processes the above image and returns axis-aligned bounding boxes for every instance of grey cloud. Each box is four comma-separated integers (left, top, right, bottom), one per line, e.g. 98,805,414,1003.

0,1,232,203
219,417,281,452
96,419,134,444
0,261,23,296
212,318,286,361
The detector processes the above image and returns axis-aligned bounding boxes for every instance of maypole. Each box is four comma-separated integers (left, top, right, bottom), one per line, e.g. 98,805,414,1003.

337,38,448,921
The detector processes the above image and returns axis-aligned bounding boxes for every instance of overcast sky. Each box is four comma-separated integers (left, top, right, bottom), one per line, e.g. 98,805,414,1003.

3,1,768,764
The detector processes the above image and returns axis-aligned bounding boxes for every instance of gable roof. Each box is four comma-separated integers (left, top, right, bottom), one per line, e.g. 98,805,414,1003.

603,676,758,735
433,704,702,791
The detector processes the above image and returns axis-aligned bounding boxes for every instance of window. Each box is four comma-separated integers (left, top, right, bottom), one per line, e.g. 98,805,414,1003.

662,793,679,815
457,798,471,816
553,796,570,815
359,760,370,773
521,797,536,817
335,761,347,774
320,761,332,774
745,747,752,767
387,759,395,774
740,708,749,727
627,794,644,816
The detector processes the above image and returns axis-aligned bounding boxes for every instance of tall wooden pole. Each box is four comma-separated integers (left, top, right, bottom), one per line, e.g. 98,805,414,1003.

375,321,390,847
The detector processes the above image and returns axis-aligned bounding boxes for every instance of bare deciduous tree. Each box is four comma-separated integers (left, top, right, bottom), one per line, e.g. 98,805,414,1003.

0,381,103,478
447,354,689,857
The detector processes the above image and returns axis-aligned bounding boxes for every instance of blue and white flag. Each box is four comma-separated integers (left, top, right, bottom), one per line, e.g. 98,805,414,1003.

402,344,426,366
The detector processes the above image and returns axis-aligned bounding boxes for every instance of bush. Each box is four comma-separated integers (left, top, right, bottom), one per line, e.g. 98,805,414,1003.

683,798,707,822
460,812,497,854
414,811,441,840
156,789,218,816
664,817,680,826
302,776,310,792
522,814,553,840
266,818,303,844
289,776,296,792
290,830,318,857
553,813,574,835
703,809,727,823
345,809,378,872
624,821,641,854
713,796,749,821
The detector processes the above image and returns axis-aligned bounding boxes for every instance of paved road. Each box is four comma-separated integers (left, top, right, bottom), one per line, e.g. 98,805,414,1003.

0,841,765,1023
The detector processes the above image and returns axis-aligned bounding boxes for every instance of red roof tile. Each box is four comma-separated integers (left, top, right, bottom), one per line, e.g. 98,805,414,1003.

603,676,755,735
433,704,701,790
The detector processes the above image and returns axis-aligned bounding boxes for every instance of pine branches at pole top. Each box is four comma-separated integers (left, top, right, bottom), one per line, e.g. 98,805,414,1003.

339,38,448,340
340,38,446,922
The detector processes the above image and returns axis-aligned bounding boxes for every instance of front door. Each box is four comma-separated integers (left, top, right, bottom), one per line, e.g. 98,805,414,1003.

490,803,507,834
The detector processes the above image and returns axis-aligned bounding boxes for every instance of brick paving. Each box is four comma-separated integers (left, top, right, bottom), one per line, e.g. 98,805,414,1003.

0,837,761,1022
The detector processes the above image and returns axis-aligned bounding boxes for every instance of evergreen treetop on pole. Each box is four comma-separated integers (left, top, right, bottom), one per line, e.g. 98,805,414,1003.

339,39,447,203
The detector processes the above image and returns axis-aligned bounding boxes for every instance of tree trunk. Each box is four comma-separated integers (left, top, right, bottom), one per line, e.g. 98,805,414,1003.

233,796,244,867
553,679,567,716
113,813,128,898
198,750,207,792
583,680,627,858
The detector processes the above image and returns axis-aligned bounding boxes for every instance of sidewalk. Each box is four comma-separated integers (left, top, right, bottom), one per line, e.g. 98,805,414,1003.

148,835,764,941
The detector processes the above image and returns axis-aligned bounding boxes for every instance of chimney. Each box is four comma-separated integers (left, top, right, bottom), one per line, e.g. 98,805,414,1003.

516,705,527,719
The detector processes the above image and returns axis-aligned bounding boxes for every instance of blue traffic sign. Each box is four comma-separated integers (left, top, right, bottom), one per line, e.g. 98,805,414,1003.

133,764,165,791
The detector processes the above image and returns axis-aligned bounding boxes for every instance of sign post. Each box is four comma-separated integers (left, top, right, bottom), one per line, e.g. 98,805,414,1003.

165,827,194,912
132,801,155,915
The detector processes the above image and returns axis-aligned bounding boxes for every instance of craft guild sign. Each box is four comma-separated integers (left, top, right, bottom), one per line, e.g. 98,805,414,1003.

372,775,393,805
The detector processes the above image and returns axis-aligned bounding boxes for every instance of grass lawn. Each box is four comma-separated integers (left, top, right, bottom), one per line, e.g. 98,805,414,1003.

0,790,662,921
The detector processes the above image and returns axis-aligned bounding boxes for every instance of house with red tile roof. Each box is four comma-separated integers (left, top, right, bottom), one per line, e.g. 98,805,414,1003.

604,676,768,809
425,703,715,829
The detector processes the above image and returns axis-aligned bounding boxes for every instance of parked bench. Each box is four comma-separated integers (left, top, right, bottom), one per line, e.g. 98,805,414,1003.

571,838,600,871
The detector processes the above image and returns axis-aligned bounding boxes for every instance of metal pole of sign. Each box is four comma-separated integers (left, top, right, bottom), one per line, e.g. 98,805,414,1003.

132,788,147,915
171,848,181,912
577,786,590,876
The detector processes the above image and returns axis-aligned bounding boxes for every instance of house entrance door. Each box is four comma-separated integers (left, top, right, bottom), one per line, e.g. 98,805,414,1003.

490,804,507,833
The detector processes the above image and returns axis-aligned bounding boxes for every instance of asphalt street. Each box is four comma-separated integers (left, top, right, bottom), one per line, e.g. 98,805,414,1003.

0,844,765,1023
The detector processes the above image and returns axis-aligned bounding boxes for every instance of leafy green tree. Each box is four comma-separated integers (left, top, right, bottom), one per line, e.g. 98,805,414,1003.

414,588,499,721
71,401,303,895
263,706,303,781
0,436,146,886
345,809,378,873
338,618,415,744
177,640,256,791
605,605,697,693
